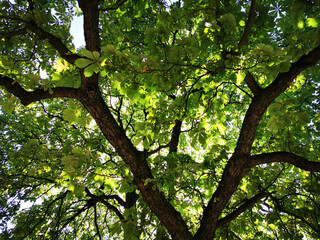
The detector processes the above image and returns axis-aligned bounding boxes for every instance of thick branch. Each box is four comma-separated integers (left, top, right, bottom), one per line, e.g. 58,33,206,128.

264,45,320,100
169,120,182,153
195,45,320,239
217,191,268,228
0,28,27,39
25,22,80,64
77,0,100,51
249,152,320,172
79,87,193,240
238,0,256,50
244,72,261,96
0,75,79,105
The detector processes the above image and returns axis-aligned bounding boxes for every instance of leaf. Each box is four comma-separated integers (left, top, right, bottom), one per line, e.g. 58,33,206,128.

101,45,119,56
27,74,41,82
144,178,153,186
53,59,69,72
80,49,94,59
84,63,99,77
199,132,207,147
307,18,318,28
73,183,85,197
62,108,77,124
267,115,278,133
75,58,94,68
133,136,143,147
278,61,291,72
216,122,226,135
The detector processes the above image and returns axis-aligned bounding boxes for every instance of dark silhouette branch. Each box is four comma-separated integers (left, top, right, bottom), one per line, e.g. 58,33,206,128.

244,72,262,96
217,191,268,228
238,0,256,50
125,191,139,209
169,120,182,153
85,188,124,220
94,204,102,240
0,75,80,106
269,194,320,235
0,28,27,39
249,152,320,172
25,22,80,64
62,201,93,230
100,194,126,207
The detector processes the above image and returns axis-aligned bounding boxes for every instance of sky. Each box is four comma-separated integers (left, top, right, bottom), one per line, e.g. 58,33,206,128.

70,15,85,49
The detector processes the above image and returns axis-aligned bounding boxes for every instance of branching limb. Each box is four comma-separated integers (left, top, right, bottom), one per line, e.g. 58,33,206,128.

238,0,256,50
195,45,320,240
249,152,320,172
0,75,80,106
100,194,126,207
146,143,170,157
85,188,124,220
269,194,320,235
62,201,93,230
244,72,262,96
146,120,183,156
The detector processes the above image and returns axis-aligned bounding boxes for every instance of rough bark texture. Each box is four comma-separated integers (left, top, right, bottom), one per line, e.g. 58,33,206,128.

194,45,320,239
1,1,320,239
74,1,193,239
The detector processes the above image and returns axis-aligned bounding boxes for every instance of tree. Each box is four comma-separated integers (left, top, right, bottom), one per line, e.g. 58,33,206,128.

1,0,320,239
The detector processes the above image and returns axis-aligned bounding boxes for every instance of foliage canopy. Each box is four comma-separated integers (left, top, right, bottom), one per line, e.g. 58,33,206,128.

1,0,320,239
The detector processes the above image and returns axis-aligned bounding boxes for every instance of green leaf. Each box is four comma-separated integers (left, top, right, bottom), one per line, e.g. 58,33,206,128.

84,63,99,77
307,18,318,28
75,58,94,68
53,59,69,72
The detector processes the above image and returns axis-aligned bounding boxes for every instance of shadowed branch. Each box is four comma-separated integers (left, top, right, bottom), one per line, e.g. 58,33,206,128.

0,75,80,105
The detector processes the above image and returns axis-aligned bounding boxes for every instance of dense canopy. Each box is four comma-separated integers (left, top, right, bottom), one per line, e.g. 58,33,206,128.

1,0,320,239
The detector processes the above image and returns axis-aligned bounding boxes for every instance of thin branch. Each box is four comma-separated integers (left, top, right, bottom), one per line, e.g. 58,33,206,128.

85,188,124,220
217,191,268,228
94,204,102,240
7,173,55,184
25,22,80,64
249,152,320,172
146,143,170,157
270,194,320,235
0,75,80,106
99,0,128,11
62,202,93,230
238,0,256,50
